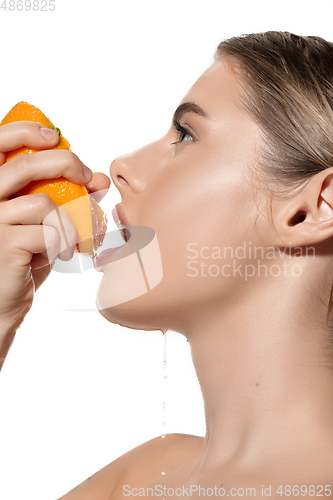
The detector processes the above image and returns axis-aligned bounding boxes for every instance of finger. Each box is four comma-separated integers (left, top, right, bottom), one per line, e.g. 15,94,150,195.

0,121,60,154
5,224,61,267
85,172,111,203
0,193,79,263
0,149,92,200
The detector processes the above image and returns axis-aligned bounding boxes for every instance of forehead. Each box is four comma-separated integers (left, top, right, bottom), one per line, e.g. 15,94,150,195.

180,58,249,122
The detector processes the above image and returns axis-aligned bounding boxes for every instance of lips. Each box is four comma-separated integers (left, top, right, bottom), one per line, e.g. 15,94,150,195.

95,245,126,269
112,203,131,243
112,203,130,227
94,204,132,271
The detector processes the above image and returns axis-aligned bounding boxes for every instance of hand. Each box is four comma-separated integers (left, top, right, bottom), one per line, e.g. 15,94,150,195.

32,171,110,290
0,121,110,335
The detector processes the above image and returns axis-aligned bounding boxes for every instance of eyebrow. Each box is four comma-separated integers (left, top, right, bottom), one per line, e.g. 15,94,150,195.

172,102,207,127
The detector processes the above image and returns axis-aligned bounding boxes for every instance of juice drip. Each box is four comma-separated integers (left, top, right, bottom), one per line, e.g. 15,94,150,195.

161,330,167,482
161,330,167,439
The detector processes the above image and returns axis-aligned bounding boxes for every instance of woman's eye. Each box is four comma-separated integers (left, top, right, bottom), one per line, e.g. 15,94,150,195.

171,121,194,145
179,131,192,143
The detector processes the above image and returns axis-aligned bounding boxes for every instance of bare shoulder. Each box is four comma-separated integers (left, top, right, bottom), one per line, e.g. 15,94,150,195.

58,433,204,500
118,432,204,465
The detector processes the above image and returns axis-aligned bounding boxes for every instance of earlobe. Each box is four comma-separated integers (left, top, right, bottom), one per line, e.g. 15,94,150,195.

271,169,333,247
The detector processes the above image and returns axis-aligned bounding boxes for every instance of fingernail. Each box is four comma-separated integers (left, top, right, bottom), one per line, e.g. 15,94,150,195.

40,127,58,140
83,165,92,180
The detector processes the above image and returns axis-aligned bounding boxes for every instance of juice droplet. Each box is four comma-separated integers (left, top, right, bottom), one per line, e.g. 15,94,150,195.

161,331,167,440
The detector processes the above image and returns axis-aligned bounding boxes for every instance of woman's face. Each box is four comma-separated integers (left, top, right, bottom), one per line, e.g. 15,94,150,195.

96,58,265,334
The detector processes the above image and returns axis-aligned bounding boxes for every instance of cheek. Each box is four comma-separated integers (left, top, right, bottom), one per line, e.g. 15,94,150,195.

149,148,254,254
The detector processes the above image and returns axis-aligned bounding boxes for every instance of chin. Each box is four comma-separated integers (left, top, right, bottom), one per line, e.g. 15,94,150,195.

96,306,166,334
95,223,166,330
95,277,168,333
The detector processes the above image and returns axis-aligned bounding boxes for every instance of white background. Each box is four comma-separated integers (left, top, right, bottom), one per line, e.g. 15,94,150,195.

0,0,332,498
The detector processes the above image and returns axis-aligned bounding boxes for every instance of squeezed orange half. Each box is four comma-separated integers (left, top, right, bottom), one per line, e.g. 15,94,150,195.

1,101,107,257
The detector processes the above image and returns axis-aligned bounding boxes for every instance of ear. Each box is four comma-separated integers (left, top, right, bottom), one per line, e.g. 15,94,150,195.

271,167,333,247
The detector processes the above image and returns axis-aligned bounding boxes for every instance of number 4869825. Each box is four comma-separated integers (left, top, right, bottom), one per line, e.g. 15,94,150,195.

0,0,55,11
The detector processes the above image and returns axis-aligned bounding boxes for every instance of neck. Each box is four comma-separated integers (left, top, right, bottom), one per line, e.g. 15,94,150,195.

184,274,333,477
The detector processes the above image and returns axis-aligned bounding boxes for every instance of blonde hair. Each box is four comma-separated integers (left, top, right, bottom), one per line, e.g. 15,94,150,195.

215,31,333,319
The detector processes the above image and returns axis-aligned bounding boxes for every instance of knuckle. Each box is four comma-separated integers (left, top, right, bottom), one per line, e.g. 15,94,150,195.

11,153,31,173
59,149,80,169
34,192,55,211
20,122,32,136
42,225,60,260
61,149,76,164
44,224,59,244
71,151,80,163
18,122,38,142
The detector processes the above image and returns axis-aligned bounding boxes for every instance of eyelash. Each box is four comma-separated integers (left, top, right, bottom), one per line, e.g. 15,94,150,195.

171,119,194,145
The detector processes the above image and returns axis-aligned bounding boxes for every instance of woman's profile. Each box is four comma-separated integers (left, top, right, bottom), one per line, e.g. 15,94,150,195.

1,31,333,498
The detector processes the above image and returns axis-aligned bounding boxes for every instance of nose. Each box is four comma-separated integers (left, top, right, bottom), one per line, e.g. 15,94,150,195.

110,150,145,195
110,137,173,198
